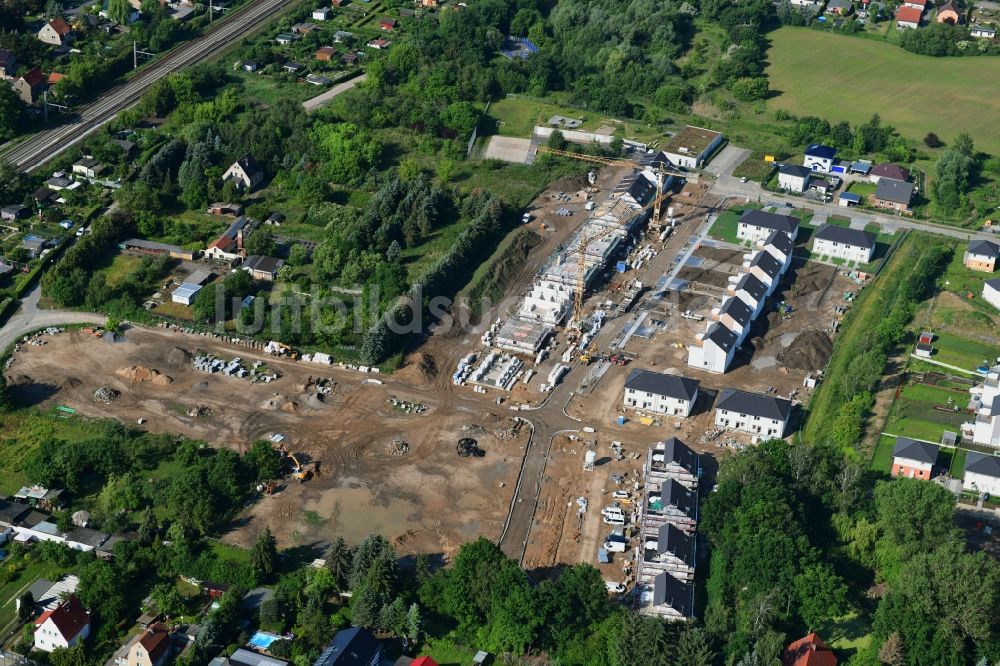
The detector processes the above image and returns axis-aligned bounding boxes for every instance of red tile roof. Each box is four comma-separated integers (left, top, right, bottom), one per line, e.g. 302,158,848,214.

411,659,438,666
783,633,837,666
138,624,171,662
36,595,89,642
47,72,65,84
897,5,923,22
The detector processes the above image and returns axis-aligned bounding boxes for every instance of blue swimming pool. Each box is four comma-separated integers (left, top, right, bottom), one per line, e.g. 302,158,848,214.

248,632,281,650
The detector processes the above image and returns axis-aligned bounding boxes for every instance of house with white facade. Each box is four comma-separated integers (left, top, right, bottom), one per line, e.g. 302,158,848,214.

983,278,1000,311
745,249,784,294
661,126,723,169
803,144,837,172
623,369,700,417
222,154,264,191
714,388,792,438
966,364,1000,448
736,210,800,243
687,322,738,374
757,230,793,271
714,296,753,344
812,224,877,263
34,595,90,652
964,452,1000,497
727,273,768,317
777,164,811,193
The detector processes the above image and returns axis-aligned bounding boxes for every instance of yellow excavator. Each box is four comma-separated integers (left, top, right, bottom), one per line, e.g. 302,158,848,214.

288,453,312,482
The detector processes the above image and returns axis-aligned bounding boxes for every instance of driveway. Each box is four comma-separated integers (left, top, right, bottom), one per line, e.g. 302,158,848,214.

704,145,750,178
0,284,104,352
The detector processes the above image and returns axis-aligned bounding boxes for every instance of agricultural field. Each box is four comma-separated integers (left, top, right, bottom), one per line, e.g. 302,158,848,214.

766,27,1000,154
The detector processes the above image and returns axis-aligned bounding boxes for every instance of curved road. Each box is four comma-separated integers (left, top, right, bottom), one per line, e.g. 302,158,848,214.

0,0,293,173
0,284,104,351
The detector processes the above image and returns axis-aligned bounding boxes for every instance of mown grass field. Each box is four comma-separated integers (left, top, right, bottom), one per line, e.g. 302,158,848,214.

884,381,968,442
766,27,1000,154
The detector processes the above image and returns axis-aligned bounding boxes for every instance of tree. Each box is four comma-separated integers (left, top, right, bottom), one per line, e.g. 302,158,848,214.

288,244,311,267
259,597,280,626
794,564,848,628
953,132,974,157
244,227,277,257
49,645,87,666
546,129,567,151
107,0,129,24
730,76,769,102
250,527,278,578
312,122,381,185
17,591,34,622
405,602,422,641
0,84,25,143
674,627,715,666
0,372,11,414
878,632,904,666
326,537,353,589
150,582,185,618
244,440,283,483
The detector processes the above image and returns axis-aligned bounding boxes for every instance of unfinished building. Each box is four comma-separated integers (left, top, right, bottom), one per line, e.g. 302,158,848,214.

636,438,700,620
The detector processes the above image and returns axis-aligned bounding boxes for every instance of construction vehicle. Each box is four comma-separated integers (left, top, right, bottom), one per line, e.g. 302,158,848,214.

257,480,278,495
280,450,312,482
457,438,486,458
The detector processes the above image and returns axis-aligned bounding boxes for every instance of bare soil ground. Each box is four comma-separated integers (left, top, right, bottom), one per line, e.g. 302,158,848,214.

6,327,528,558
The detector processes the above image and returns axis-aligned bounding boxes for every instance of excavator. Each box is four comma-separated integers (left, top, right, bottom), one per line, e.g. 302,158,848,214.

287,453,312,482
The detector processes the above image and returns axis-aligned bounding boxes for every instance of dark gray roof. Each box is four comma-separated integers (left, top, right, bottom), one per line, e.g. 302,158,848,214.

716,388,792,421
735,273,767,302
738,210,799,235
805,144,836,159
764,229,793,255
0,499,30,525
985,278,1000,292
874,178,914,205
655,523,694,565
651,572,693,616
778,164,811,178
229,649,287,666
659,437,697,474
965,452,1000,479
659,479,696,518
243,255,285,274
64,526,109,548
814,224,877,250
719,297,753,327
624,369,699,401
891,437,938,465
313,627,381,666
750,250,782,278
968,239,1000,258
703,322,738,351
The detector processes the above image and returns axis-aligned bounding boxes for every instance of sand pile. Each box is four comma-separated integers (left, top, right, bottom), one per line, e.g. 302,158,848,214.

116,365,173,385
281,401,300,413
776,330,834,371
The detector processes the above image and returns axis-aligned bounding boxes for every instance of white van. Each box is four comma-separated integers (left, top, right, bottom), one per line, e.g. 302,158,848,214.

604,581,626,594
602,513,625,526
604,539,626,553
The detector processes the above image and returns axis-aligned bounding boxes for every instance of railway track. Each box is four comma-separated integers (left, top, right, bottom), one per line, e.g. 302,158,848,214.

0,0,292,173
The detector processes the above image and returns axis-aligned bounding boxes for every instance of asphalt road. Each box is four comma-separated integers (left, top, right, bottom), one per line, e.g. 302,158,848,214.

302,73,368,113
0,0,293,173
0,283,105,351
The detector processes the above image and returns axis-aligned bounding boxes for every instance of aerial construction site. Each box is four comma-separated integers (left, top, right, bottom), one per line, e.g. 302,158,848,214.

3,129,868,621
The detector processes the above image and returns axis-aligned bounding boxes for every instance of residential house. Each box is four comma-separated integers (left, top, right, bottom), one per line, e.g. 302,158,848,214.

283,62,304,73
746,249,784,294
312,7,332,20
714,388,792,438
22,234,50,258
241,255,284,281
622,368,700,417
983,278,1000,310
33,187,58,205
72,157,106,179
661,125,723,169
902,0,928,9
293,22,320,33
111,138,138,159
315,46,336,60
736,209,800,243
826,0,853,14
46,176,79,191
0,500,29,544
891,437,938,479
727,272,768,317
971,23,997,38
242,60,258,72
966,364,1000,447
34,595,90,652
868,162,910,183
758,229,793,271
313,627,383,666
936,0,960,22
14,67,47,104
964,452,1000,496
0,48,16,78
204,216,252,262
642,523,695,581
714,296,753,344
275,33,296,45
222,154,264,191
38,17,73,46
812,224,877,263
367,38,391,49
379,17,398,30
783,633,837,666
896,5,923,27
115,623,172,666
22,576,80,613
687,322,738,374
803,144,836,172
777,164,811,193
964,239,1000,272
642,572,694,620
873,178,914,212
1,204,29,221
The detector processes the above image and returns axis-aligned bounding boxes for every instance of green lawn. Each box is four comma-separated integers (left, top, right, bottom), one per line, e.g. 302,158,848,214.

930,331,998,371
766,27,1000,154
707,204,763,245
487,96,662,143
884,381,968,442
0,410,106,495
846,182,876,199
814,612,873,655
949,447,968,479
871,435,896,473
